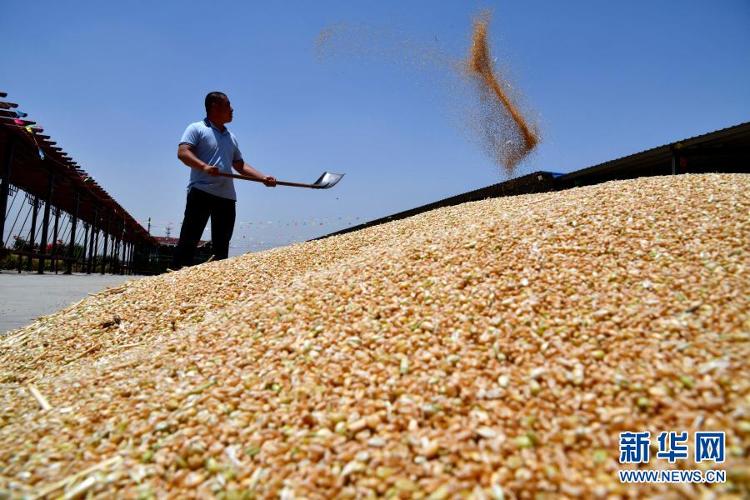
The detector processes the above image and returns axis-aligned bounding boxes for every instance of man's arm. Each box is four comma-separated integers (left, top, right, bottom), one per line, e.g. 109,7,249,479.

233,160,276,187
177,143,219,176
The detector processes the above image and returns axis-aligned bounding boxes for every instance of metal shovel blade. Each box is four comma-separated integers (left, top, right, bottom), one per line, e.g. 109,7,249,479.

312,171,345,189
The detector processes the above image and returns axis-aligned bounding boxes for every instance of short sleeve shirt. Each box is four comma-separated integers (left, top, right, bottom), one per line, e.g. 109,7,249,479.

179,118,243,200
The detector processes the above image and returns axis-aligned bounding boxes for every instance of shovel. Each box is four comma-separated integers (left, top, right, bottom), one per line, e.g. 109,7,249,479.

217,171,344,189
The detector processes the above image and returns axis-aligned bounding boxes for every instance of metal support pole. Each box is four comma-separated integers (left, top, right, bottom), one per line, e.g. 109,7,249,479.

82,222,90,274
113,221,120,272
87,207,97,274
123,241,129,275
93,220,101,274
121,236,127,275
52,205,60,273
110,228,115,272
27,195,39,271
128,240,134,275
129,242,135,274
38,173,54,274
0,138,14,246
115,221,122,274
101,215,109,274
670,143,684,175
125,242,130,274
123,223,129,274
119,235,125,275
113,229,119,274
115,220,123,274
66,192,79,274
110,231,116,274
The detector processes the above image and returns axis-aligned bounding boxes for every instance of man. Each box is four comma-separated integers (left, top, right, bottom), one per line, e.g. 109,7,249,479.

172,91,276,268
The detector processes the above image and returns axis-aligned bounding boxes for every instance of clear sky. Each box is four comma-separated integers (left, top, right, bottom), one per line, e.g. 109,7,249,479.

5,1,750,255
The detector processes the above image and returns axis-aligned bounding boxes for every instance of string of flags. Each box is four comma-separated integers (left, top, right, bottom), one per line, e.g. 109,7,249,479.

235,216,362,228
142,216,364,230
10,110,83,171
12,110,46,160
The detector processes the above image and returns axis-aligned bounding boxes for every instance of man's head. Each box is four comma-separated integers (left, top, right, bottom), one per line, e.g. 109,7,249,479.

205,91,233,125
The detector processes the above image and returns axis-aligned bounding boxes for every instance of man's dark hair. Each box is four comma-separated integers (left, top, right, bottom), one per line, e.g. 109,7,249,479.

205,92,228,114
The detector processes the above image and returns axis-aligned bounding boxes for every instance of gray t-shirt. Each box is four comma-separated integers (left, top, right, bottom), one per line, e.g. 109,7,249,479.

179,118,243,200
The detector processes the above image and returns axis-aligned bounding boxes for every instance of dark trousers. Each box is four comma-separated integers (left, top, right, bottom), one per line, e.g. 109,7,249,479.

172,187,236,268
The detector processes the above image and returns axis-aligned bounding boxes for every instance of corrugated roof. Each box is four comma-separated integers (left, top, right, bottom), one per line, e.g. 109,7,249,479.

560,121,750,182
0,91,154,244
315,120,750,241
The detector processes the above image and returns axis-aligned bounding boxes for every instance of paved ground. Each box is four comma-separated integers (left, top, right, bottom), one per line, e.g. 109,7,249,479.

0,271,141,333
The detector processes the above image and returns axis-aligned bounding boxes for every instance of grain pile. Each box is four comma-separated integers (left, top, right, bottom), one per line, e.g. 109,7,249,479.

1,174,749,498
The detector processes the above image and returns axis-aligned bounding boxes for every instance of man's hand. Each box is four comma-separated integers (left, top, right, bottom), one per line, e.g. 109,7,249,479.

203,164,220,176
263,176,277,187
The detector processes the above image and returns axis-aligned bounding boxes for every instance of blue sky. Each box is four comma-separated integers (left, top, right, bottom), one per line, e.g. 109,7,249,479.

5,1,750,254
